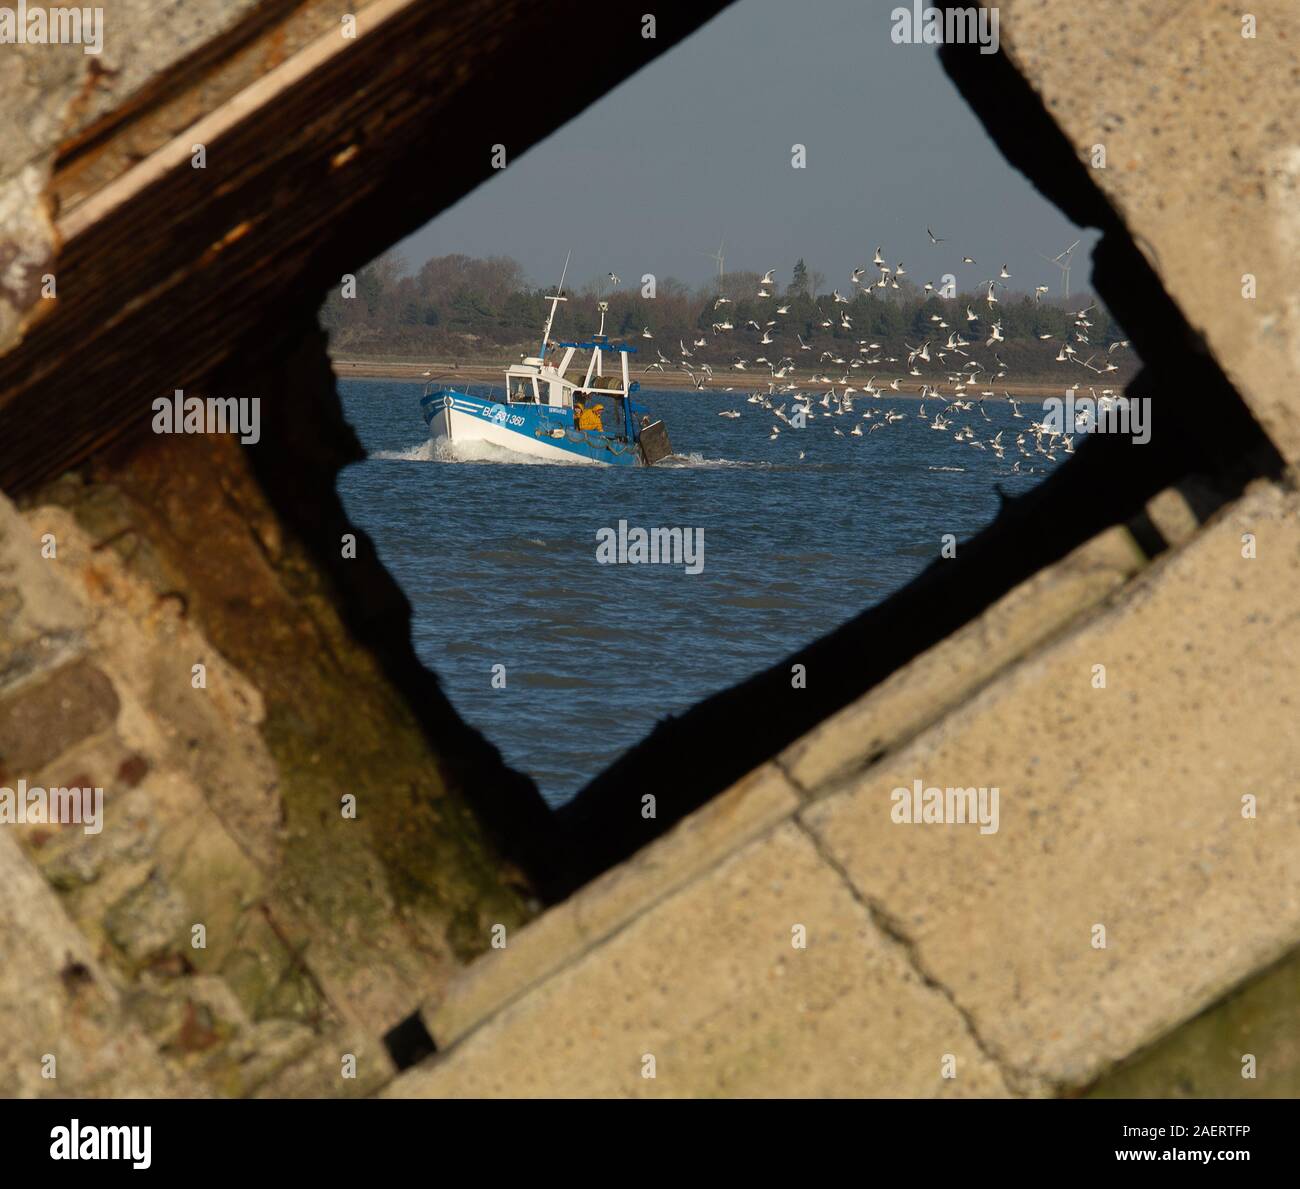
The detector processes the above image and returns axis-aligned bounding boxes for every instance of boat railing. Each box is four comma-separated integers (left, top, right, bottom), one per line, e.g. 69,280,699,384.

422,377,503,401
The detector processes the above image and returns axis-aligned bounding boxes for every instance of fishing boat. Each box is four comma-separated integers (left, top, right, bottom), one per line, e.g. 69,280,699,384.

419,268,672,466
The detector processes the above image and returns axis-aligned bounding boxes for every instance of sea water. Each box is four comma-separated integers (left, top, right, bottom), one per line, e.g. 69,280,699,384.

337,380,1050,804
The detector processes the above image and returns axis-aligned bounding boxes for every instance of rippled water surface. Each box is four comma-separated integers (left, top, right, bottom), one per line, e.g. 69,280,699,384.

337,380,1053,803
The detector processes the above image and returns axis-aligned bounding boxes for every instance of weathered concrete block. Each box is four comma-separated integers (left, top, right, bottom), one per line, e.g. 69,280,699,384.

800,480,1300,1091
26,503,282,869
389,824,1011,1098
0,658,119,775
24,451,534,1039
0,492,86,692
994,0,1300,460
0,483,490,1096
0,831,200,1097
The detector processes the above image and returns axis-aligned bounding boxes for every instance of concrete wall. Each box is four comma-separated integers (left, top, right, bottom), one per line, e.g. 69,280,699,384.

1,0,1297,1098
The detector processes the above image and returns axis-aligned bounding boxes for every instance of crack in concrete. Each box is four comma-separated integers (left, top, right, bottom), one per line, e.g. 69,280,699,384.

772,753,813,801
791,809,1043,1098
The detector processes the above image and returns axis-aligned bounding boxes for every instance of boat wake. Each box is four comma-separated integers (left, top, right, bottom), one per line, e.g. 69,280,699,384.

371,440,439,462
658,452,771,469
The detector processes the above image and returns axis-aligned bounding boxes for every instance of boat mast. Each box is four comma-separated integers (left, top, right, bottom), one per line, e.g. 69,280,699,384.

538,250,571,358
593,300,608,377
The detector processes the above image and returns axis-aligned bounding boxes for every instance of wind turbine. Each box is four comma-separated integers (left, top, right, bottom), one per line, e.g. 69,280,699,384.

1038,239,1081,300
700,238,725,285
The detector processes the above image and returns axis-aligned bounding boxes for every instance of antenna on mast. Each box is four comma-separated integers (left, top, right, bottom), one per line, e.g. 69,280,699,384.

539,250,571,356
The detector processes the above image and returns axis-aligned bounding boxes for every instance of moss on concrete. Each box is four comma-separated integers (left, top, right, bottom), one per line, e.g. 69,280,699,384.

23,432,533,1036
1086,945,1300,1098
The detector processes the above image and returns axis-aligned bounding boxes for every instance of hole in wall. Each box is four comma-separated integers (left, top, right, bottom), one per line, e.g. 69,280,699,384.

325,0,1141,811
2,0,1277,911
382,1010,438,1070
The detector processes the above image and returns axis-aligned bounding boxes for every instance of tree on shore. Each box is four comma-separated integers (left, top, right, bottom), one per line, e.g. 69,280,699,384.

790,259,810,298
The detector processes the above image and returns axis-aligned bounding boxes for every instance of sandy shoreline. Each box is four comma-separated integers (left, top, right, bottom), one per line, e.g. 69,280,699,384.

330,358,1119,399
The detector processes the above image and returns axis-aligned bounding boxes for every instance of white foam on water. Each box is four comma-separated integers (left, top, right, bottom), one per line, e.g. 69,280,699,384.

372,438,579,466
371,439,438,461
657,451,770,469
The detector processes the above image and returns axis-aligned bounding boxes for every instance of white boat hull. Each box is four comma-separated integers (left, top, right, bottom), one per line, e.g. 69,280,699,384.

427,403,607,465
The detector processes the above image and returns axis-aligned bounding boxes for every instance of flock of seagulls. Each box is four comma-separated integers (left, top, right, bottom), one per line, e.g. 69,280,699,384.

605,230,1132,472
730,382,1132,472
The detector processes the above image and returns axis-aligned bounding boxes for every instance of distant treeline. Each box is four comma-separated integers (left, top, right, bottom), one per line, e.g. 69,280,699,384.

321,252,1135,382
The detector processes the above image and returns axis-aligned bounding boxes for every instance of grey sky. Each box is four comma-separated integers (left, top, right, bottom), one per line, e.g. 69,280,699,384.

397,0,1095,297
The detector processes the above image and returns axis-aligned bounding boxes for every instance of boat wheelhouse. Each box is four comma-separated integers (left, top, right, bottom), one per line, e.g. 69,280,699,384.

420,287,672,466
